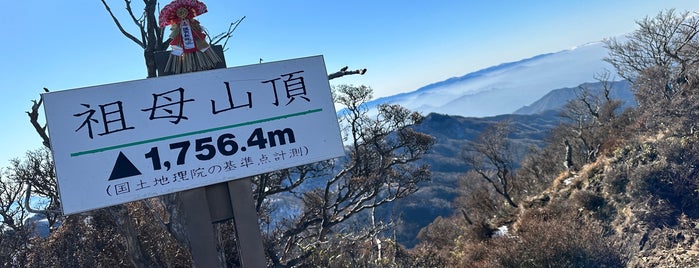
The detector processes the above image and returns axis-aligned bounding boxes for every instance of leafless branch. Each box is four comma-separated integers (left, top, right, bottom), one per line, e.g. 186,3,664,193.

208,16,246,51
27,88,50,149
124,0,148,45
100,0,145,48
463,120,519,208
265,86,433,265
23,185,61,215
328,66,368,80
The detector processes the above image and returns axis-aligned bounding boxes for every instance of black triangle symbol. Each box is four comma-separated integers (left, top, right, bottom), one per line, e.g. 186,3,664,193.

109,152,142,181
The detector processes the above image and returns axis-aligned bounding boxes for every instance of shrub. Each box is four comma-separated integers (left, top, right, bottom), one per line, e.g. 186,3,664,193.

487,209,625,268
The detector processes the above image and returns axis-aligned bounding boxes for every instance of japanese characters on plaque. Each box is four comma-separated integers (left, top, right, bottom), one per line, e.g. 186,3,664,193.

43,56,344,214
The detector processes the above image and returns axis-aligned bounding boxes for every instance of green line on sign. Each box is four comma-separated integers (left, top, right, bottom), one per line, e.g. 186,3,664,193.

71,108,323,157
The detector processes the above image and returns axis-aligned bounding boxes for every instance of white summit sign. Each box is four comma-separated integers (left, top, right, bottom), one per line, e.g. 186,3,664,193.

43,56,344,214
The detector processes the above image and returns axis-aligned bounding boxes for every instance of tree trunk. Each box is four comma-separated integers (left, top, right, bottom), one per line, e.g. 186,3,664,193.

111,205,151,268
145,49,158,78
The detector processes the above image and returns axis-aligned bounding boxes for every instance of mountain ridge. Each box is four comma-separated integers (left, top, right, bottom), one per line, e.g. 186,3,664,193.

514,79,635,115
365,41,614,117
384,51,558,98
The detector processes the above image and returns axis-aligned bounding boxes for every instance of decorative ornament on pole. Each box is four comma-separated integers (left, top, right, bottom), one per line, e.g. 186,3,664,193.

159,0,222,74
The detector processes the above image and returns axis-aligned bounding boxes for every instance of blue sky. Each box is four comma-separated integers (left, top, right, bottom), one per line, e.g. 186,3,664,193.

1,1,698,167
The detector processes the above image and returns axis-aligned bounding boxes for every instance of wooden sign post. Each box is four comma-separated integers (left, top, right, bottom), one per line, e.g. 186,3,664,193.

227,179,266,267
157,46,266,267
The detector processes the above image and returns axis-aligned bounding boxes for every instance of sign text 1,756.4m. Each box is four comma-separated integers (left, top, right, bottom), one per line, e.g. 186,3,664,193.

144,127,296,171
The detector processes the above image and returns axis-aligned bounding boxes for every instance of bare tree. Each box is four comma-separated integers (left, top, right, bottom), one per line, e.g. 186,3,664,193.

560,71,623,164
0,173,28,232
260,84,434,266
604,9,699,105
463,120,518,208
0,171,32,268
100,0,168,78
5,148,61,228
605,9,699,135
604,9,699,85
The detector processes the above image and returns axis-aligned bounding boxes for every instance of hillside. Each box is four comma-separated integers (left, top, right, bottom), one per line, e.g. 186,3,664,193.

402,10,699,267
515,131,699,267
386,110,563,247
404,77,699,267
357,78,636,248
